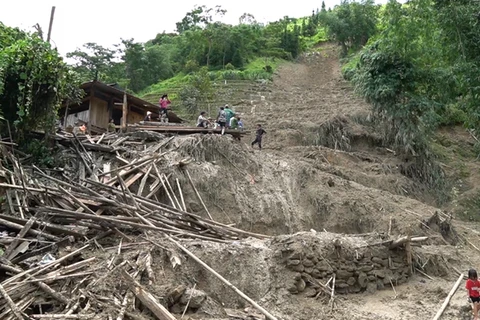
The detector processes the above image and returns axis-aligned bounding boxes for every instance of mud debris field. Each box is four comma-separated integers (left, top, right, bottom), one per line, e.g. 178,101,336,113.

0,44,479,320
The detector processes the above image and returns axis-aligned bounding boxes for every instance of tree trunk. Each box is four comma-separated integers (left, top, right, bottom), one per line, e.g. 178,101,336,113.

206,39,212,68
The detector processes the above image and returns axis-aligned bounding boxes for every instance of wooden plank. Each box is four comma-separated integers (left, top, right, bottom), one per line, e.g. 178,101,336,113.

132,125,249,135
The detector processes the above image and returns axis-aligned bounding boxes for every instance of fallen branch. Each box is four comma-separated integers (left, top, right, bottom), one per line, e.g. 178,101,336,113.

432,273,464,320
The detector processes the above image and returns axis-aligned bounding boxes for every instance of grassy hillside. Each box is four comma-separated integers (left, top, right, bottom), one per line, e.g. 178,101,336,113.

138,25,328,120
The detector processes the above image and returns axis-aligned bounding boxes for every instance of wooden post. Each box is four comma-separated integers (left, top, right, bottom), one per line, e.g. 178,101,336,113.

47,6,56,43
405,228,412,275
63,100,70,129
121,91,127,132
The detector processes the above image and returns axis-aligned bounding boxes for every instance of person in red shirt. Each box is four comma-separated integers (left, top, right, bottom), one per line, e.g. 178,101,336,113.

159,94,171,122
467,269,480,319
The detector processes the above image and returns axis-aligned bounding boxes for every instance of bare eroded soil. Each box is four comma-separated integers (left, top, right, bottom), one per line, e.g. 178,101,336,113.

176,44,480,320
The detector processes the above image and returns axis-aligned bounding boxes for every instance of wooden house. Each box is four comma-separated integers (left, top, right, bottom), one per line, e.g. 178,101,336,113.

60,81,183,133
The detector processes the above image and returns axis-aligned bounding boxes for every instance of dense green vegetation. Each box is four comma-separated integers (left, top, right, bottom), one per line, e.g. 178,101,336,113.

0,22,82,141
339,0,479,198
63,4,335,115
66,5,329,94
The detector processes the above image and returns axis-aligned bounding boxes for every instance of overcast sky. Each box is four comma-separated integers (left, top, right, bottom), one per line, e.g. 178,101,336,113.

1,0,392,57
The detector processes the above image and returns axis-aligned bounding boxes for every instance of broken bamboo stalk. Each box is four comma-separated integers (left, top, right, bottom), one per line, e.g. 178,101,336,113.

389,278,397,298
83,178,269,239
163,174,182,210
181,283,196,319
121,270,176,320
0,282,25,320
185,169,213,220
137,165,153,196
176,178,187,212
0,214,86,237
415,268,434,280
432,273,464,320
42,207,230,242
58,186,97,215
389,236,428,249
3,244,90,286
0,217,60,242
30,315,96,319
155,167,176,209
164,236,279,320
329,274,336,310
4,217,35,260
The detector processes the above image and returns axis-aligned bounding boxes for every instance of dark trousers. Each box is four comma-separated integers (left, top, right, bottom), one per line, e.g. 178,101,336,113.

251,136,262,149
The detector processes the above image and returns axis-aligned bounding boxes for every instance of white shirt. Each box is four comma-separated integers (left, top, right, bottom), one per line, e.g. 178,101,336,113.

197,115,207,126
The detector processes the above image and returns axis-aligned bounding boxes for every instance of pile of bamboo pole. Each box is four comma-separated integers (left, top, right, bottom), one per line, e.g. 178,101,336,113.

0,132,272,319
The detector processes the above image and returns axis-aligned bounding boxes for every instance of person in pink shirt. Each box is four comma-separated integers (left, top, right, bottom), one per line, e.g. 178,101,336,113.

159,94,171,122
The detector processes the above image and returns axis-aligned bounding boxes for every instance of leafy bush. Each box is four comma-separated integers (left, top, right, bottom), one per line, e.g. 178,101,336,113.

437,104,468,127
0,23,80,143
23,139,56,167
184,59,200,73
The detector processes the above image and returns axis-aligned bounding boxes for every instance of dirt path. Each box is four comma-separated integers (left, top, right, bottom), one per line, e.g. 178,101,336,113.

237,43,369,150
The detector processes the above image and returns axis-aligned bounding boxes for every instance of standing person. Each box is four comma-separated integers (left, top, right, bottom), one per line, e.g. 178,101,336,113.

108,119,116,132
237,117,244,131
216,106,227,135
467,269,480,320
197,111,210,128
229,114,239,130
224,104,234,128
159,94,171,122
251,124,266,150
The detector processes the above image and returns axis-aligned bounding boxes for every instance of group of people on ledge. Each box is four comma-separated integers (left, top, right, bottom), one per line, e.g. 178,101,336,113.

196,105,243,134
196,104,266,149
150,94,267,149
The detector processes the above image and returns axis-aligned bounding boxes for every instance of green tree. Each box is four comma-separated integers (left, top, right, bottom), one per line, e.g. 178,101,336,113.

0,23,81,142
176,5,226,34
324,0,379,55
66,42,116,81
180,67,214,115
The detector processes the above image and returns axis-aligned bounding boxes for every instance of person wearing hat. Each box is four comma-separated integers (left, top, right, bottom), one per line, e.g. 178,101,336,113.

144,111,153,121
224,104,234,128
